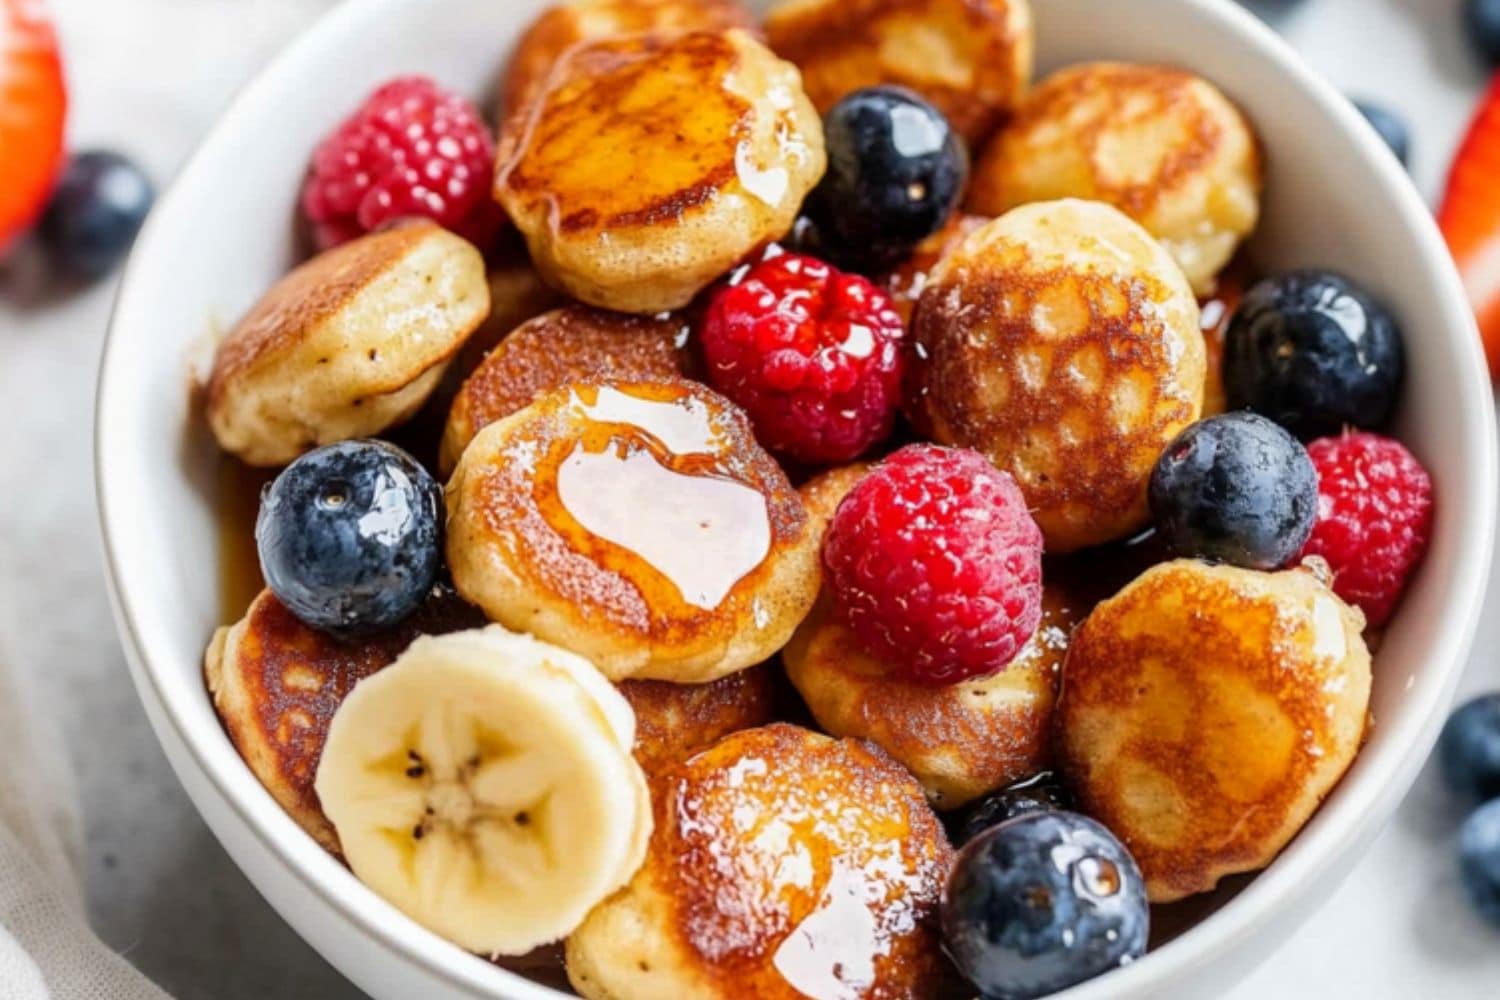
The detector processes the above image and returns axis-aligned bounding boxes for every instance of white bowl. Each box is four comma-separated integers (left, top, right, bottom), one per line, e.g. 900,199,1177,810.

96,0,1497,996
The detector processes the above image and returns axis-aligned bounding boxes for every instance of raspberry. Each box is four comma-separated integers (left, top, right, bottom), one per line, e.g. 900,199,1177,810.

1300,431,1434,627
301,76,501,251
822,444,1044,685
699,251,905,464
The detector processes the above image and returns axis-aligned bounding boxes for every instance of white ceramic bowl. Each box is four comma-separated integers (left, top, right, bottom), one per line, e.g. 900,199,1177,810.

96,0,1497,996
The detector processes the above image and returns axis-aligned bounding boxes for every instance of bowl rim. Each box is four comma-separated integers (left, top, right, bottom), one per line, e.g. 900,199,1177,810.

94,0,1498,997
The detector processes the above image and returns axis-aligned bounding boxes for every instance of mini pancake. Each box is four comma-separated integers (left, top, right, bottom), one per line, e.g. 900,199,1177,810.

783,463,1067,809
879,211,990,325
968,62,1262,295
206,221,489,466
617,663,778,775
204,587,485,853
909,199,1205,552
501,0,755,117
495,28,826,314
565,724,953,1000
445,379,821,684
1055,559,1371,902
440,305,693,475
461,251,569,371
764,0,1033,145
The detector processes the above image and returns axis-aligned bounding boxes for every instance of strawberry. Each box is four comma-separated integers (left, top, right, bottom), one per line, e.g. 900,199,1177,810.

1439,72,1500,381
0,0,66,252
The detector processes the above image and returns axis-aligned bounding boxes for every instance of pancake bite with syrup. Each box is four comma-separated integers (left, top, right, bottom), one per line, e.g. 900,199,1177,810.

501,0,756,115
909,199,1205,552
440,306,693,474
764,0,1033,145
206,221,489,466
494,28,825,314
783,463,1065,809
565,724,953,1000
205,587,485,852
445,379,821,683
968,62,1261,295
1056,560,1372,902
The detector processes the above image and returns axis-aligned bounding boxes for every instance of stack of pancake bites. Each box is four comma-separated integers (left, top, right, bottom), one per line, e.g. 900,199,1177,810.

196,1,1435,997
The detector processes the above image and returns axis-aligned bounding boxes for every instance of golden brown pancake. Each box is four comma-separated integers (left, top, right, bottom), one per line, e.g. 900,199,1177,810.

968,62,1261,295
617,663,777,774
440,306,694,474
909,199,1205,552
206,221,489,466
784,591,1067,809
446,379,821,683
784,463,1066,808
565,724,953,1000
502,0,756,117
204,587,485,852
1055,559,1371,902
764,0,1033,145
462,252,570,371
495,28,826,314
880,212,989,325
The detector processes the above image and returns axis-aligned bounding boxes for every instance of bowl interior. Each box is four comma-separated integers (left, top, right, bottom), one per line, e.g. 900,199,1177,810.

96,0,1496,997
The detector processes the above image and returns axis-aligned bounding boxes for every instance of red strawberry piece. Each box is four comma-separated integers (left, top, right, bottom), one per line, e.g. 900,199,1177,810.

1439,72,1500,381
0,0,66,252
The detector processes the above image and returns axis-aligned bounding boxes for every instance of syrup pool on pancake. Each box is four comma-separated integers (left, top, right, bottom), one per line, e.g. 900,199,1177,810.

445,379,821,683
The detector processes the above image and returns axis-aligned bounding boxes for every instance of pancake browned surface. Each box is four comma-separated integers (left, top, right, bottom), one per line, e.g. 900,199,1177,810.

495,28,825,314
446,379,820,683
461,252,570,370
968,62,1261,295
204,587,484,852
880,212,989,325
206,221,489,466
565,723,953,999
1055,560,1371,902
617,663,777,774
785,592,1067,809
764,0,1033,145
502,0,755,116
785,464,1066,808
440,306,693,474
909,199,1205,552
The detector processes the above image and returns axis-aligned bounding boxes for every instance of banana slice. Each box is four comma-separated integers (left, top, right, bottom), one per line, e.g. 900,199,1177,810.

314,626,651,956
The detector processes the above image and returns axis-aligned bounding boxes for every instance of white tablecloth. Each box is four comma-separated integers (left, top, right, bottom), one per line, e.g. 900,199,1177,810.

0,1,1496,998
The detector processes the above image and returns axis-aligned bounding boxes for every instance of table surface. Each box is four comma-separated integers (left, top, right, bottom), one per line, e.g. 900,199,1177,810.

1,0,1497,996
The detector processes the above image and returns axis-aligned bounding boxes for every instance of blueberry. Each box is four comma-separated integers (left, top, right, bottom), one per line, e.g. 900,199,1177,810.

38,150,155,280
942,811,1148,1000
807,86,967,273
1441,695,1500,802
1351,99,1410,167
1148,412,1317,570
953,772,1072,846
1223,270,1405,439
1466,0,1500,65
1460,799,1500,926
256,440,444,635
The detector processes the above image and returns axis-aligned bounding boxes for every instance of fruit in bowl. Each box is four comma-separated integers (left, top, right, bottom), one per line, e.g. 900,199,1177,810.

95,0,1496,999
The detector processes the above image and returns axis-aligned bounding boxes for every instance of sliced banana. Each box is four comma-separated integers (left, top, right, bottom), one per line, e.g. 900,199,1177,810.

314,626,651,956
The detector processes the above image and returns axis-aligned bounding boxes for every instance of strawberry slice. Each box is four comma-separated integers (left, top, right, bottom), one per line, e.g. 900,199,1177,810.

1439,73,1500,381
0,0,66,252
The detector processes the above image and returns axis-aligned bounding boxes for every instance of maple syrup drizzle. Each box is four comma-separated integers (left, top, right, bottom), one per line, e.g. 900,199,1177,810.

551,384,772,612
